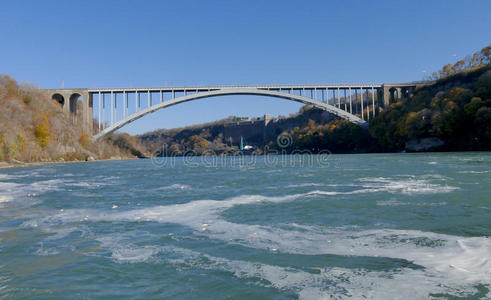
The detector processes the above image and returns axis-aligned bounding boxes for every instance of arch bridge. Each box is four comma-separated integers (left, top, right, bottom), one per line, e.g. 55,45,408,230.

43,83,422,140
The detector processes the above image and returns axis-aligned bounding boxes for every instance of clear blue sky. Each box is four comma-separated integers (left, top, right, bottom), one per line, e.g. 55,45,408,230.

1,0,490,134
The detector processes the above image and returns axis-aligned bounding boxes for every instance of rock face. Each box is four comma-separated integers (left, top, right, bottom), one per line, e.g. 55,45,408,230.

405,138,445,152
11,159,25,165
138,107,334,156
56,145,76,155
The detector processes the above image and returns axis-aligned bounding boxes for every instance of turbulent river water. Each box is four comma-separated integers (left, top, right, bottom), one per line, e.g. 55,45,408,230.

0,153,490,299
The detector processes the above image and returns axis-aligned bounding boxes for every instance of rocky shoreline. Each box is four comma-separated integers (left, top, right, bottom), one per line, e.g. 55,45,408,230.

0,156,141,170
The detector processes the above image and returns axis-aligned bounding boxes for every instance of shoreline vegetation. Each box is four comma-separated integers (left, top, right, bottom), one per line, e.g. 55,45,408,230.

1,45,489,167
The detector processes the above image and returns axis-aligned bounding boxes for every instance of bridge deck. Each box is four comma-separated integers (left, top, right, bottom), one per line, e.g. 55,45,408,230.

87,84,382,93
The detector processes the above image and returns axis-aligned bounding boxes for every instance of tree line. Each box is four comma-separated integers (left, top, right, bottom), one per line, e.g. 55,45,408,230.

425,45,491,81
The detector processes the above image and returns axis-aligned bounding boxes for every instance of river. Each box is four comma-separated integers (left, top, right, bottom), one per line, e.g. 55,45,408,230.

0,153,490,299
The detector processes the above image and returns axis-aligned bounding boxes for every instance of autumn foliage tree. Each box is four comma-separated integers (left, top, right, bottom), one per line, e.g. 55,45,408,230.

427,45,491,81
34,115,51,148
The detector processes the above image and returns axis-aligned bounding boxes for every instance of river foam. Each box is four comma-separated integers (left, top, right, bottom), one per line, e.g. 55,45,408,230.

156,183,191,191
100,241,490,299
24,178,489,298
357,176,459,194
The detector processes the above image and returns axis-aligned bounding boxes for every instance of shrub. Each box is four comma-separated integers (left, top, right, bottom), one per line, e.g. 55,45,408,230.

34,116,51,148
79,131,90,148
22,94,32,105
0,75,19,96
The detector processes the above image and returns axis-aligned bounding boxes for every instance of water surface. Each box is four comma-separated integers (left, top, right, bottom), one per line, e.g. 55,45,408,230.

0,153,490,299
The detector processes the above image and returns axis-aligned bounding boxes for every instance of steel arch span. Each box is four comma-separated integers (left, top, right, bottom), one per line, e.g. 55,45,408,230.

92,88,368,140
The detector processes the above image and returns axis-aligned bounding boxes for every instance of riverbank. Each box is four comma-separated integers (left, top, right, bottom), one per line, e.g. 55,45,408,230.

0,156,142,170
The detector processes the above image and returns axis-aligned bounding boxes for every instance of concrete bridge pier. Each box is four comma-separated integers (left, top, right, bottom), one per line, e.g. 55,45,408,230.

82,92,93,134
382,85,402,107
45,88,93,134
381,84,420,108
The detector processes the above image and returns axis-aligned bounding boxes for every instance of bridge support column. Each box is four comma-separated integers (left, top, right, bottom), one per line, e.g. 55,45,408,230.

396,88,402,101
360,88,364,120
350,88,353,113
82,91,93,134
337,88,340,108
371,87,375,118
382,85,391,107
136,91,139,112
344,89,347,111
110,91,114,126
98,92,102,132
63,94,70,114
377,88,384,111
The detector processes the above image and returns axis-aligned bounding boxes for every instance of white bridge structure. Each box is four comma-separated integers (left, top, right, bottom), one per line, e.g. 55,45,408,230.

44,83,422,140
